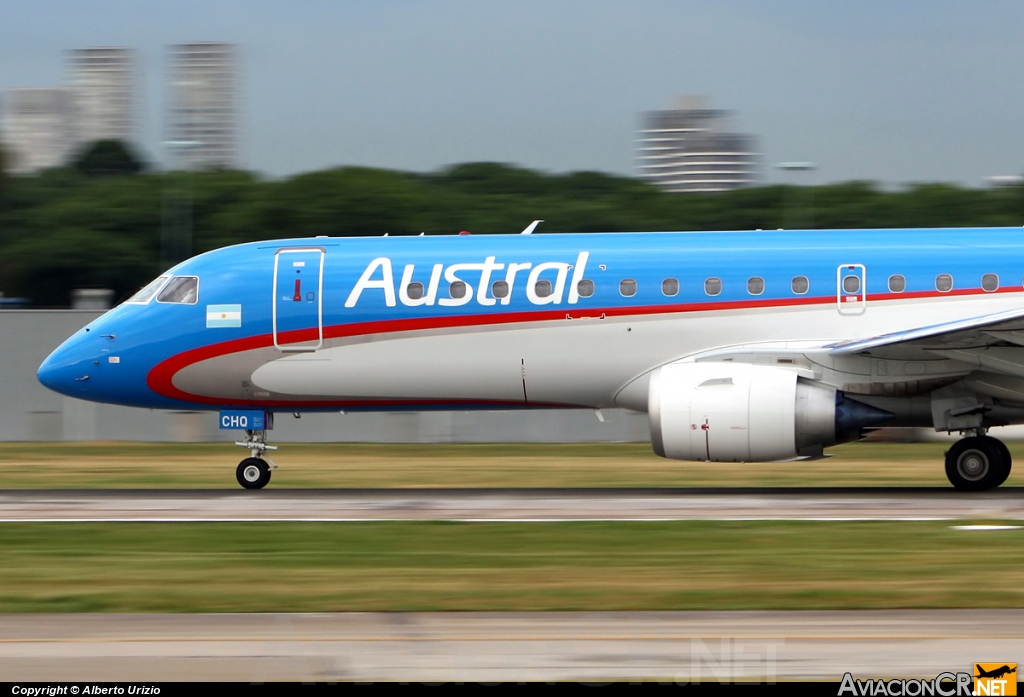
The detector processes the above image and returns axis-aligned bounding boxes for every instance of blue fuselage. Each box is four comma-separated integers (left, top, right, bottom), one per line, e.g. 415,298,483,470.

37,227,1024,414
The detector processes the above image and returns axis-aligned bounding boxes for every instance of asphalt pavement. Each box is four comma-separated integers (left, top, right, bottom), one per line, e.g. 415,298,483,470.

0,487,1021,521
0,610,1018,682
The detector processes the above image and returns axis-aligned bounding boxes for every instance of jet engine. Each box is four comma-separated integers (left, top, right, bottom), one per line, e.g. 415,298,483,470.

648,362,891,462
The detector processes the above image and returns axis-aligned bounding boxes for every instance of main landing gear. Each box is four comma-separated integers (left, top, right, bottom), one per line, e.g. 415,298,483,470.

945,433,1012,491
235,428,278,490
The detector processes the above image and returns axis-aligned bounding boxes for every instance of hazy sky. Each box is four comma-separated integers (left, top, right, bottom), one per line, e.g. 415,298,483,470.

3,1,1023,185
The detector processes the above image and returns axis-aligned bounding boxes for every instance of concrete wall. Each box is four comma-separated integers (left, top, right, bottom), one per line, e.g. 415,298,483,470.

0,310,649,443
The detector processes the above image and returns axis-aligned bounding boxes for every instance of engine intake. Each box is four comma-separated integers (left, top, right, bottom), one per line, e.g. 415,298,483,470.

648,363,891,462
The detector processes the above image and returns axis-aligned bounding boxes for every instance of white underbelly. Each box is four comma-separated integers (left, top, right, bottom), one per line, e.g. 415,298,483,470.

170,293,1020,406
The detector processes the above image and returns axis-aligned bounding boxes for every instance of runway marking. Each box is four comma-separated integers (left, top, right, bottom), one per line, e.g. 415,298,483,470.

2,635,1022,643
950,524,1023,530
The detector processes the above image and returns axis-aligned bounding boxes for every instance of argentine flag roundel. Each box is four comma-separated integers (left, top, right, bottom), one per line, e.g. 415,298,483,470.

206,304,242,328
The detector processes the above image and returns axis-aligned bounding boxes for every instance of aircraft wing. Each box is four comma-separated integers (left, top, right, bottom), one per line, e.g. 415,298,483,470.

829,306,1024,371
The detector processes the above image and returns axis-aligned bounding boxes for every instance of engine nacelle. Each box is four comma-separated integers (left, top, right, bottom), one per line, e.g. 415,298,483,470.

648,363,889,462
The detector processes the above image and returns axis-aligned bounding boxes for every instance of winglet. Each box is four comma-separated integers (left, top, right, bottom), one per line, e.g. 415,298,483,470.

520,220,544,235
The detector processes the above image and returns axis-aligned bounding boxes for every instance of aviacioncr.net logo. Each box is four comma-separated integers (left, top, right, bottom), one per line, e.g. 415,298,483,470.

838,672,973,696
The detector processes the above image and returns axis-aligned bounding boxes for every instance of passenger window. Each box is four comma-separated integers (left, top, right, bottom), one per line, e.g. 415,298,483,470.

935,274,953,293
576,279,595,298
662,278,679,296
842,275,860,294
534,280,552,298
156,276,199,304
127,276,170,304
888,275,906,293
982,273,999,292
406,282,424,300
747,277,765,295
449,281,467,299
704,278,722,296
491,280,509,299
791,276,809,294
619,279,637,297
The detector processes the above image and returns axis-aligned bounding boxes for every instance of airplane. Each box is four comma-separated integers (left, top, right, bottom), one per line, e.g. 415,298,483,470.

976,665,1016,680
35,226,1024,491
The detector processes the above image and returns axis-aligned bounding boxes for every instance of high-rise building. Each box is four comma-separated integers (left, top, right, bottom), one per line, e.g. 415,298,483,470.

636,97,758,193
167,42,237,170
1,88,74,173
68,47,136,149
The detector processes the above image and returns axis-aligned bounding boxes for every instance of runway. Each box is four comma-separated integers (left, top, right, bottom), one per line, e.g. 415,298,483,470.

2,493,1019,682
0,487,1023,522
0,610,1019,681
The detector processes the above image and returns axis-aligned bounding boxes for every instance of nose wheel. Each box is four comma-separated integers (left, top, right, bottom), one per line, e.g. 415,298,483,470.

236,458,271,489
945,435,1012,491
234,428,278,490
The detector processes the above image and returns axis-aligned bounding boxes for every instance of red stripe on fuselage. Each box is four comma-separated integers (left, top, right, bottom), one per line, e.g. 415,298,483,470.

146,287,1021,407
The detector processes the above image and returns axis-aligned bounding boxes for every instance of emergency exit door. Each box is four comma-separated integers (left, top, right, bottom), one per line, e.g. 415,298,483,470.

273,248,324,350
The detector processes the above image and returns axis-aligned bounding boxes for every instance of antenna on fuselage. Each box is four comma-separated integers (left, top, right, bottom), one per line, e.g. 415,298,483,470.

520,220,544,235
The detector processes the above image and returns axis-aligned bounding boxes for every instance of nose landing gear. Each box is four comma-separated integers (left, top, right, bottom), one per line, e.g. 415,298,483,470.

945,434,1012,491
235,428,278,490
237,457,271,489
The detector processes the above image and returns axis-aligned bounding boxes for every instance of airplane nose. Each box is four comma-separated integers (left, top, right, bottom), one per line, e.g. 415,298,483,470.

37,338,96,398
37,350,69,393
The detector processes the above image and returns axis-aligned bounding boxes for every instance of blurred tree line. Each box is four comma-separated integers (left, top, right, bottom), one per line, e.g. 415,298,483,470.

3,141,1024,306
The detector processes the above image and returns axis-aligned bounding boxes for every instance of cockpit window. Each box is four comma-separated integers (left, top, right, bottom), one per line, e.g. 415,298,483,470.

157,276,200,304
125,276,170,304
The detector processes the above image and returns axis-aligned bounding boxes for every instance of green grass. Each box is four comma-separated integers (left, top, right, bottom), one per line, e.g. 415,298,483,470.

0,521,1021,612
0,440,1005,489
